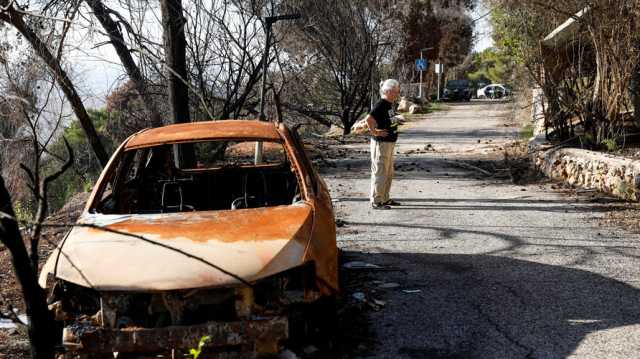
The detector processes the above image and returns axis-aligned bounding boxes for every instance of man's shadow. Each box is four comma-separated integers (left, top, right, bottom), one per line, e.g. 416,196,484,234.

340,250,640,359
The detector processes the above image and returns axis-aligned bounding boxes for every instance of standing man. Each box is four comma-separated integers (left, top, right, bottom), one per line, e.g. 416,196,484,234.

367,79,401,210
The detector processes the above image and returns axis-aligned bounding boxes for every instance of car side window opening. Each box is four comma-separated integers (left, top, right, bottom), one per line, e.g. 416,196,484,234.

95,140,302,214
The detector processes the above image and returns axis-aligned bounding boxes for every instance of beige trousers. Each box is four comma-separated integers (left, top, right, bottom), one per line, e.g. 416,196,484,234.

370,139,396,204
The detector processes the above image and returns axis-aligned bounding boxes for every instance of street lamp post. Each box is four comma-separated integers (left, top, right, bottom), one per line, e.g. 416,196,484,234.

418,47,433,99
255,13,300,164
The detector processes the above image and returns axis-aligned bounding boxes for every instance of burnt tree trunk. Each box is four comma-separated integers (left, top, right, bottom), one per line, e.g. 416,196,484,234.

633,61,640,127
0,176,57,359
85,0,164,128
160,0,194,167
0,3,109,167
341,107,354,135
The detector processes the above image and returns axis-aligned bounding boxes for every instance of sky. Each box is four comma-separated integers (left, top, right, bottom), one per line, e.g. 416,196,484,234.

64,1,496,107
472,0,495,52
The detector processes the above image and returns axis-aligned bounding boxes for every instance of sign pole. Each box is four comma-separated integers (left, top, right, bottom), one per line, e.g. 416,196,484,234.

418,52,423,98
436,64,442,101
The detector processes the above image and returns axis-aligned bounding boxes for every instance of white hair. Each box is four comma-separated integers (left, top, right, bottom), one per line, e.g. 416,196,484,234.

379,79,400,97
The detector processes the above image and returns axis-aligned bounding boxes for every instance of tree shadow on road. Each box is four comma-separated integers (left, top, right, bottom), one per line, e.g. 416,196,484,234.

334,195,631,214
340,249,640,358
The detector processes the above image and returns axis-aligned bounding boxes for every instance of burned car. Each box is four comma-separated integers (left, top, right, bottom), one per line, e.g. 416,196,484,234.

39,120,338,356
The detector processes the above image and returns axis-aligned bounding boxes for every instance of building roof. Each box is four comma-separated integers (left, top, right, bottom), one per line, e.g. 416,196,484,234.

542,7,590,48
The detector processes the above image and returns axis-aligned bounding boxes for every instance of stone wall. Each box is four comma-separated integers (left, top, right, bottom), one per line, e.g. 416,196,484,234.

536,148,640,201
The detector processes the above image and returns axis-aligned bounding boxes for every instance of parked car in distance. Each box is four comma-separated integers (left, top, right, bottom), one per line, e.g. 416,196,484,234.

442,79,473,102
477,84,512,99
471,81,489,99
39,120,338,357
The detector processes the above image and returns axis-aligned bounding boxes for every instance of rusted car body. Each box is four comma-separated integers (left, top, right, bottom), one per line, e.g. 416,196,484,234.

38,120,338,356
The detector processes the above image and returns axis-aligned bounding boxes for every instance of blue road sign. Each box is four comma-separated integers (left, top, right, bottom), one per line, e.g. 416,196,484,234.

416,58,428,71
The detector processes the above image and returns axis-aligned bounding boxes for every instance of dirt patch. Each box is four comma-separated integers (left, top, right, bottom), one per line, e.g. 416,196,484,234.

440,141,542,185
0,330,30,358
603,205,640,234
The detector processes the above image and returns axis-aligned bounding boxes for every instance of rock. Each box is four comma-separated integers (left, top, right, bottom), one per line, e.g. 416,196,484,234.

325,124,345,137
279,349,299,359
397,97,411,112
397,97,420,113
352,292,366,301
303,345,319,356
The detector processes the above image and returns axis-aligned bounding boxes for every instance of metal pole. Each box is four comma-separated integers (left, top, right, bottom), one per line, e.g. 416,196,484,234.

437,65,441,101
258,23,271,122
255,21,272,164
418,50,423,98
255,14,299,164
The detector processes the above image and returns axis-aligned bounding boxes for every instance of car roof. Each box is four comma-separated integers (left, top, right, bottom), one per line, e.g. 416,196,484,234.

125,120,283,149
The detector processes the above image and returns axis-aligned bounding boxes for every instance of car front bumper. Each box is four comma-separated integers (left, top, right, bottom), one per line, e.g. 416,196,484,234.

62,316,288,355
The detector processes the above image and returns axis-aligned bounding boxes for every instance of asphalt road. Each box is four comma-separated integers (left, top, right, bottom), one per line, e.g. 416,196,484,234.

323,101,640,359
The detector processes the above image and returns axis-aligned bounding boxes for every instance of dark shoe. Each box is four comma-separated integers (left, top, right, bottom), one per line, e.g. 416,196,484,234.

384,199,401,206
371,202,391,210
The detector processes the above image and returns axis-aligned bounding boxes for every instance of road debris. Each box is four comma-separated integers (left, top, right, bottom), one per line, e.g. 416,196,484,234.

279,349,299,359
378,282,401,289
303,345,320,356
343,261,383,269
353,292,367,301
442,160,493,176
402,289,422,294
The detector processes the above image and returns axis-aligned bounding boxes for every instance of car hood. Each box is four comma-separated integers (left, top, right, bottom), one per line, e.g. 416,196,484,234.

39,204,313,291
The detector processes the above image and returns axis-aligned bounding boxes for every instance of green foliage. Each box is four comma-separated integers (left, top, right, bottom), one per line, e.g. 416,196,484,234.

13,201,33,223
617,181,634,200
601,138,619,152
520,124,534,140
426,102,445,113
579,133,595,147
189,336,211,359
45,108,115,212
490,6,550,66
467,48,514,84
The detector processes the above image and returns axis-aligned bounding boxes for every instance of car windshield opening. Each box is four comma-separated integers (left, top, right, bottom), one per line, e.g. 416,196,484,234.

94,140,302,214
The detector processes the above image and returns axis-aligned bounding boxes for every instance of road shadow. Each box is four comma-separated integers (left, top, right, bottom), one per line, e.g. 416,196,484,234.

340,250,640,358
334,197,630,214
